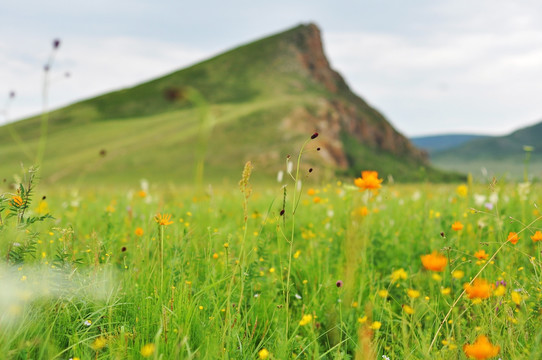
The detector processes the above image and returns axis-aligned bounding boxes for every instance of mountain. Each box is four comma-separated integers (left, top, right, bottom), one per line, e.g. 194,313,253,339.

431,121,542,179
0,23,460,185
411,134,489,154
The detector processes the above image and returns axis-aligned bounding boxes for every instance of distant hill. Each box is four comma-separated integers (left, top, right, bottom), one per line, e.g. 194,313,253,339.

411,134,489,154
0,23,461,185
430,121,542,180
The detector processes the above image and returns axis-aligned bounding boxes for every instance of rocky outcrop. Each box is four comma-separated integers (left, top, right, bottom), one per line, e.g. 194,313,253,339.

279,23,428,166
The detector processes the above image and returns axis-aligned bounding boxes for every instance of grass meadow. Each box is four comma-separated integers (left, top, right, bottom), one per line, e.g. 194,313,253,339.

1,156,542,360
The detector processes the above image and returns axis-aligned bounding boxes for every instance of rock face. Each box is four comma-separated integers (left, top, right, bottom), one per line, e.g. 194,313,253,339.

280,23,428,168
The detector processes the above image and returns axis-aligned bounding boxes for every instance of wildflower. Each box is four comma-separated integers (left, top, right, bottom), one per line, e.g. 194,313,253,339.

407,289,421,299
390,268,408,282
421,251,447,272
441,287,451,295
307,188,316,196
293,250,301,259
10,195,24,207
507,232,519,245
141,343,156,357
511,291,522,305
313,196,321,203
91,336,107,351
295,294,302,300
378,289,389,298
463,335,500,359
83,320,92,326
370,321,381,330
464,278,492,299
402,305,415,315
452,270,464,279
474,250,489,260
357,316,367,323
258,348,270,359
135,227,144,236
299,314,312,326
451,221,464,231
494,285,506,297
137,190,147,198
155,213,174,226
354,171,383,191
336,280,343,288
456,184,468,197
356,206,369,217
531,231,542,242
212,253,219,259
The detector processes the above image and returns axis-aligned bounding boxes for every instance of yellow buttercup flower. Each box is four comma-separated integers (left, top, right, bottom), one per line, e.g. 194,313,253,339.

155,213,174,226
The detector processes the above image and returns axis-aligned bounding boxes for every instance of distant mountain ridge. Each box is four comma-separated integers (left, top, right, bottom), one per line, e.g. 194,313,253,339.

411,134,489,154
0,23,460,184
428,120,542,179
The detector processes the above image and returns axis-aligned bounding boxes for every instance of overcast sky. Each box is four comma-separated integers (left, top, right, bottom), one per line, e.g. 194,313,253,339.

1,0,542,136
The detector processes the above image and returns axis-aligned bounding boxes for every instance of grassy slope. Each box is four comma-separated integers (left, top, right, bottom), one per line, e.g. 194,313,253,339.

0,24,458,185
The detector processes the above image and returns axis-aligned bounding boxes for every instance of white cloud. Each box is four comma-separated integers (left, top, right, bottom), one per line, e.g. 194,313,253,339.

1,36,209,123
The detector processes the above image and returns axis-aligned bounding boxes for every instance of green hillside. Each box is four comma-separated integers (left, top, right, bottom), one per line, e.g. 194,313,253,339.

431,121,542,180
0,23,461,185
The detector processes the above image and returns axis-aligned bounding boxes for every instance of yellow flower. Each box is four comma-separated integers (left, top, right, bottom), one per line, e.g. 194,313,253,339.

511,291,522,305
390,268,408,282
421,251,447,272
354,171,383,191
378,289,389,298
91,336,107,351
451,221,464,231
463,335,500,359
307,188,316,196
407,289,420,299
456,184,468,197
369,321,382,330
441,287,451,295
141,343,156,357
293,250,301,259
464,278,492,300
494,285,506,297
357,316,367,323
402,305,415,314
299,314,313,326
258,348,270,359
155,213,174,226
452,270,464,279
531,231,542,242
137,190,147,198
135,227,144,236
313,196,321,203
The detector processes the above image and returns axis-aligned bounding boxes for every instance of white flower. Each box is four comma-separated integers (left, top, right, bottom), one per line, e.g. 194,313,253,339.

295,294,302,300
474,194,486,206
277,170,284,183
83,319,92,326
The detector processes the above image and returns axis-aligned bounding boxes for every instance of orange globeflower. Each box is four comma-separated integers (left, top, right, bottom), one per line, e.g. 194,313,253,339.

464,278,492,299
451,221,464,231
155,213,174,226
473,250,489,260
421,251,447,272
530,231,542,242
354,171,383,191
10,195,24,207
507,232,519,245
463,335,500,359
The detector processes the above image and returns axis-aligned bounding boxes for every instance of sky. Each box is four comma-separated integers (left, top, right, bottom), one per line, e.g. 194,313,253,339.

1,0,542,137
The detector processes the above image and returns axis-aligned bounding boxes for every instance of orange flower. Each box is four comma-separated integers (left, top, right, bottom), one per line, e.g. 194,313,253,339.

10,195,24,207
463,335,500,359
451,221,464,231
530,231,542,242
507,232,519,245
135,227,144,236
354,171,383,191
421,251,447,272
464,278,492,299
473,250,489,260
154,213,174,226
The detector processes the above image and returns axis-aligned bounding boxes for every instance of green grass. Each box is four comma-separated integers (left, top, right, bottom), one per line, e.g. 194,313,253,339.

1,164,541,359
